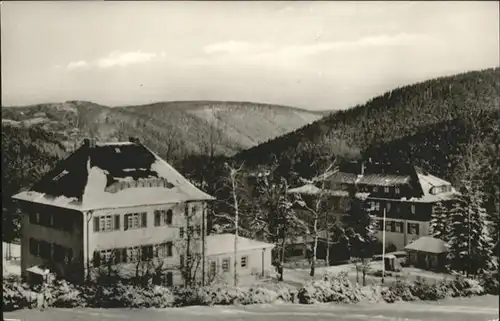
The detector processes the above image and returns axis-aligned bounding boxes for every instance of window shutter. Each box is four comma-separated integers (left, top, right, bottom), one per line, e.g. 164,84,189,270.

114,215,120,230
93,251,101,267
166,272,173,286
167,242,173,257
124,214,129,230
94,217,100,232
115,249,121,264
141,212,147,228
122,248,128,263
154,211,160,227
166,210,173,225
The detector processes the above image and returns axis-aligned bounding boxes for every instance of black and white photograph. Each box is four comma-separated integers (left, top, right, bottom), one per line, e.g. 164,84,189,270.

1,1,499,320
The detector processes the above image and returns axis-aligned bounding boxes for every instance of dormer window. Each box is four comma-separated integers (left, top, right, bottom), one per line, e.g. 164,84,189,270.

384,187,390,193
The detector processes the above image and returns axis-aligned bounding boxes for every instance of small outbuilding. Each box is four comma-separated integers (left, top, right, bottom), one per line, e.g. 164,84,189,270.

206,233,275,285
404,236,448,271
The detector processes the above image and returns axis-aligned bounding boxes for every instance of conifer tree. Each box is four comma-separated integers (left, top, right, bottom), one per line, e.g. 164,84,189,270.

447,184,494,276
430,201,450,242
446,201,469,274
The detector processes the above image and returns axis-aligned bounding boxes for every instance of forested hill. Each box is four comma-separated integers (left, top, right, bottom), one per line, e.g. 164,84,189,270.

234,67,500,180
2,100,323,163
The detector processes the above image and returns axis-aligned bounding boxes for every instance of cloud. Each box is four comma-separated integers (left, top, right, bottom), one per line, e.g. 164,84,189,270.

196,33,431,69
204,41,272,55
66,60,89,70
97,51,158,68
64,51,164,71
205,33,429,57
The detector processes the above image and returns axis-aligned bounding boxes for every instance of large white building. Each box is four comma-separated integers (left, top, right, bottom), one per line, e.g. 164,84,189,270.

13,138,214,285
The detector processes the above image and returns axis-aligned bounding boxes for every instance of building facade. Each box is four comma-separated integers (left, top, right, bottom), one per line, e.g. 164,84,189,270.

291,160,459,253
205,234,275,285
13,138,214,285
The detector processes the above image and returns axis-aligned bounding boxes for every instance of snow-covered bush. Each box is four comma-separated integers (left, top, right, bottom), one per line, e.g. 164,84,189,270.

2,280,31,311
297,272,363,304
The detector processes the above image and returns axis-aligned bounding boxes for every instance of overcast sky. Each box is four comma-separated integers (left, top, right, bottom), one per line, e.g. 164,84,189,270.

1,1,499,110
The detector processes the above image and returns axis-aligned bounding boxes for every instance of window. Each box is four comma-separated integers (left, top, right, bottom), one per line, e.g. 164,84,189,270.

179,227,184,238
241,256,248,268
165,272,173,286
395,222,403,233
141,245,154,261
408,223,420,235
386,202,391,211
127,247,140,262
156,242,173,258
373,186,378,192
154,209,173,227
125,213,147,230
384,187,390,193
395,187,400,195
411,205,416,214
222,258,230,272
385,220,394,232
94,214,120,232
29,238,39,256
374,202,380,211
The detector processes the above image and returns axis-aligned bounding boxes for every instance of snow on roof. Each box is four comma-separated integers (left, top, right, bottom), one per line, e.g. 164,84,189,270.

404,236,448,254
358,174,411,186
288,184,322,195
13,140,215,211
26,265,51,275
206,233,275,256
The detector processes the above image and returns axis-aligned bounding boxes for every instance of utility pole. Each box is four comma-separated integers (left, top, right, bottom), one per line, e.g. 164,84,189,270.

381,206,386,284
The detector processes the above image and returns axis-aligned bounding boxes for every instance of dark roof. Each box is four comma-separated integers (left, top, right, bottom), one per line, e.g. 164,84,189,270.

13,140,214,210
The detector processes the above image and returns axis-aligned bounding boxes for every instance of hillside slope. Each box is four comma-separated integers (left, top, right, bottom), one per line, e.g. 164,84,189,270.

2,100,323,162
234,67,500,179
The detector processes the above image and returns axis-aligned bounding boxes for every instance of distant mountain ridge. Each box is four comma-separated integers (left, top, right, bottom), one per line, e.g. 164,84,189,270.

2,100,324,160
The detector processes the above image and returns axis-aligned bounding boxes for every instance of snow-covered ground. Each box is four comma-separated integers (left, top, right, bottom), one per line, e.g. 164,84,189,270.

3,242,21,277
5,295,499,321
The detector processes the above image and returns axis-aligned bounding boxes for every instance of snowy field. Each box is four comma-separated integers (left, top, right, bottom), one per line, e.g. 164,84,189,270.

5,295,499,321
3,242,21,277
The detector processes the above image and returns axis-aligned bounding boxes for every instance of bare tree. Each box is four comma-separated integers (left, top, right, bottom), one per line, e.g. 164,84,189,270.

293,161,338,277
